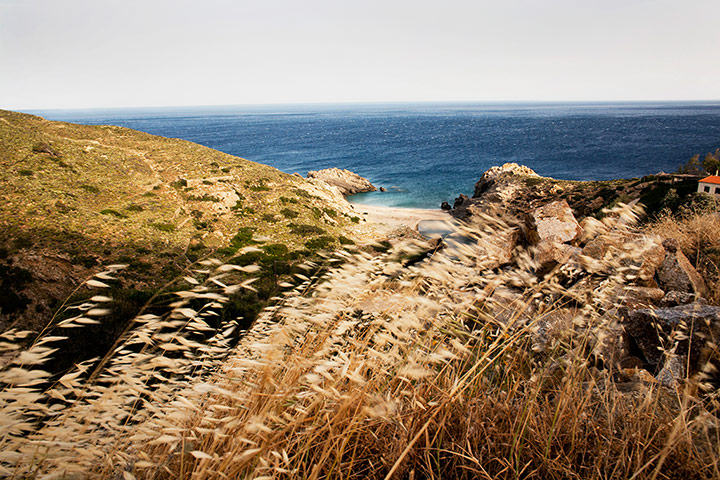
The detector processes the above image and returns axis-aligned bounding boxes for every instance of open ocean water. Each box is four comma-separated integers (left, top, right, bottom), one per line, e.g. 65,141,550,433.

32,102,720,209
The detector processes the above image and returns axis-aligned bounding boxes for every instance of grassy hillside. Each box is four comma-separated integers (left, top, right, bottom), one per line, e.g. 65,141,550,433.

0,109,360,364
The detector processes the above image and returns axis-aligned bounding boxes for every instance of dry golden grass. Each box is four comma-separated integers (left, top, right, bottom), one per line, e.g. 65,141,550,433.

1,206,719,479
648,211,720,303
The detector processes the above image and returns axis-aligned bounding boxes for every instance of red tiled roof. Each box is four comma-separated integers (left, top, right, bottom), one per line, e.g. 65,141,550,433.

699,175,720,185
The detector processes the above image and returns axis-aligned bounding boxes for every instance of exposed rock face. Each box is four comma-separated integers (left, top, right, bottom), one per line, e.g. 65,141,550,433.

622,303,720,371
527,200,583,244
533,241,581,269
619,286,667,309
581,233,666,287
659,291,706,307
473,163,540,198
657,239,707,296
453,194,470,209
522,200,583,270
476,227,520,270
306,168,376,196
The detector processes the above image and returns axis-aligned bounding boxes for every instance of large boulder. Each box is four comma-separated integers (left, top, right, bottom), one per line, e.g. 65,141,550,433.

618,286,666,309
622,303,720,372
533,241,581,270
475,227,520,270
581,233,665,286
306,168,376,196
657,238,707,296
527,200,583,245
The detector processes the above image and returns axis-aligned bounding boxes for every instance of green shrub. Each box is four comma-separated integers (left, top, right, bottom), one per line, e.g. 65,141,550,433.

322,207,338,217
221,167,231,173
100,209,127,219
339,235,355,245
249,184,271,192
310,206,323,219
262,213,277,223
350,216,360,223
18,169,33,177
524,177,543,187
280,196,298,204
150,221,176,232
288,224,325,236
80,184,100,194
193,219,210,230
305,235,336,251
124,204,144,212
202,180,214,185
230,227,255,249
281,208,299,219
170,178,188,188
229,250,264,266
261,243,290,257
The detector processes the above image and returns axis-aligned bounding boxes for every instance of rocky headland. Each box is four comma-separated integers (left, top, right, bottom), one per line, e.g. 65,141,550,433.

307,167,377,195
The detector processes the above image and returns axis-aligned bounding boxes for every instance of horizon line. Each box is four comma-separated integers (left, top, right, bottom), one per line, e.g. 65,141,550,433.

15,98,720,113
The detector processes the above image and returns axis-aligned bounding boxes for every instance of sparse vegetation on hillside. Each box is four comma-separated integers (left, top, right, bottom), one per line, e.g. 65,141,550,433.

0,109,358,384
649,211,720,303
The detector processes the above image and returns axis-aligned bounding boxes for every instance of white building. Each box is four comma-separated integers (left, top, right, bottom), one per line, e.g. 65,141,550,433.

698,175,720,196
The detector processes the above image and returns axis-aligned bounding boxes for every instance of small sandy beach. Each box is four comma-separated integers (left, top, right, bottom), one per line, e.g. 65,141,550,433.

347,202,455,241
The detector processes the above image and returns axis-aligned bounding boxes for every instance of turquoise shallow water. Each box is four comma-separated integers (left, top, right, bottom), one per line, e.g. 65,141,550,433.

32,102,720,209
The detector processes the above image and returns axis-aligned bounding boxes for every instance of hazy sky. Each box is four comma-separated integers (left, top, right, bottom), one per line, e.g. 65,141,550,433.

2,0,719,109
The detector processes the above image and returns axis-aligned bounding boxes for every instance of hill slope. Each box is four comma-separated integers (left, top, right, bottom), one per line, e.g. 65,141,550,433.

0,109,358,336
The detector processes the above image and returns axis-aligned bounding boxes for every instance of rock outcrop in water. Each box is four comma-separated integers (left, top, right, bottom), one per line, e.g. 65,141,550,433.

307,168,377,196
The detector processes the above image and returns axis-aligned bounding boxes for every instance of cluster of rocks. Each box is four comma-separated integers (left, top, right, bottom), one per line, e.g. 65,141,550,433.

443,162,544,216
479,196,718,389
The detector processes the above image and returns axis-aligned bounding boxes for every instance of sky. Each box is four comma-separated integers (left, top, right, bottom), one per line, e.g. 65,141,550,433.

1,0,719,110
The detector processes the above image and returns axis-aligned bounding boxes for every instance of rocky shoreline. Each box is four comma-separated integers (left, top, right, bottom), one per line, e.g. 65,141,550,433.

434,163,718,389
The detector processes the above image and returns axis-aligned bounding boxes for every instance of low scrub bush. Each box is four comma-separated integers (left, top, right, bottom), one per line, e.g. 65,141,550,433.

170,178,188,188
80,184,100,194
124,203,144,212
99,209,127,219
150,221,175,232
280,208,299,219
288,223,325,236
305,235,336,250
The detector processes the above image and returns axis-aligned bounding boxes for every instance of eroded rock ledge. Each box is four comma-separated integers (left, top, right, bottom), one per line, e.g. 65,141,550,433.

307,168,377,196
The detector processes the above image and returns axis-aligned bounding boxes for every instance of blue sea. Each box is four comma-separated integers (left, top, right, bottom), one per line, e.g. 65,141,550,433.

32,102,720,209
